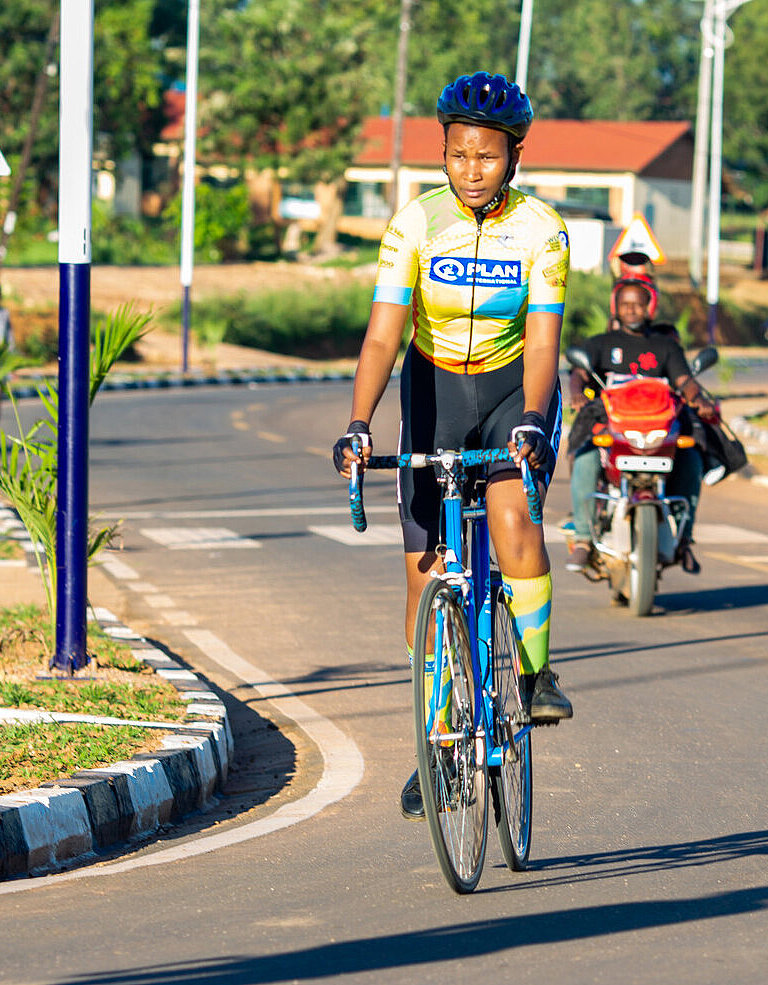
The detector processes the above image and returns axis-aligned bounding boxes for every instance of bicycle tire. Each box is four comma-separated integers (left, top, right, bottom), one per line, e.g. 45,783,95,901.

489,574,533,871
413,578,488,894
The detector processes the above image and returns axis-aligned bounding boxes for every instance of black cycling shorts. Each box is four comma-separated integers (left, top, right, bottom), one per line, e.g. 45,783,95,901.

397,343,562,553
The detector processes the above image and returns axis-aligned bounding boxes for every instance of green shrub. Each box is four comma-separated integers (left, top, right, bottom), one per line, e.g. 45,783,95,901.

91,202,177,266
561,270,613,349
162,280,375,358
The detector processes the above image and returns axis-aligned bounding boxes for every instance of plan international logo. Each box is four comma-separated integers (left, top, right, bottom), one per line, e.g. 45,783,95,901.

429,256,522,288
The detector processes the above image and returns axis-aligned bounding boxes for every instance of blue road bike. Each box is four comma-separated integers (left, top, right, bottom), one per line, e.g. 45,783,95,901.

349,434,541,893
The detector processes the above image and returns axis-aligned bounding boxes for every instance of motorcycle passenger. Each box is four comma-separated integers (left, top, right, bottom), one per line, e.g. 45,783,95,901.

333,71,573,821
566,278,717,576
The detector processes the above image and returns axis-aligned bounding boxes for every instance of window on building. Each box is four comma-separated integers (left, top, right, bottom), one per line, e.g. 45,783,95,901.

343,181,390,218
565,186,610,211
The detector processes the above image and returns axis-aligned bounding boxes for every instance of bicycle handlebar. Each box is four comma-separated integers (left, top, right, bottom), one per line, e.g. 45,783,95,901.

348,443,543,532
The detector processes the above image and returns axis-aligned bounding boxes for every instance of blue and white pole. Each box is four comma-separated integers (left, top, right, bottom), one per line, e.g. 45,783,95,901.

180,0,200,373
54,0,94,673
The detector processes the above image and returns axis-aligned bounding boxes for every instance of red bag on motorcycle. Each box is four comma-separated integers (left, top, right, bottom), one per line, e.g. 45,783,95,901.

600,378,681,433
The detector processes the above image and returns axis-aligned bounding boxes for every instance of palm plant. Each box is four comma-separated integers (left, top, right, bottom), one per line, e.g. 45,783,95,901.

0,304,152,635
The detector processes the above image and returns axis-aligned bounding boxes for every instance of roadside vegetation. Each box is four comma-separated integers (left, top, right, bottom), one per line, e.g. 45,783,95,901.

0,604,186,795
0,306,189,797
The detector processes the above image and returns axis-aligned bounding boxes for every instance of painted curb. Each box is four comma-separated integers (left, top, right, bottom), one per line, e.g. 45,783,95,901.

0,602,233,881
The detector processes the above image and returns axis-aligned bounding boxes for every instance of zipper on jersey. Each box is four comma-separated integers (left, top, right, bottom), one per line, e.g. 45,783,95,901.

464,217,483,373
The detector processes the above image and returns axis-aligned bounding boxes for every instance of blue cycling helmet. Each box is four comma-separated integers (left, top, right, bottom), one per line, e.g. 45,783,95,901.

437,72,533,140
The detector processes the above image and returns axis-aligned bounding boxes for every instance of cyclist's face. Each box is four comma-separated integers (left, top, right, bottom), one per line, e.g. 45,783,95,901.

444,124,517,209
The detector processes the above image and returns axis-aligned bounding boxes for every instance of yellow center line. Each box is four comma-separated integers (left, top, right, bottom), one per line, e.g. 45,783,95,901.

257,430,287,443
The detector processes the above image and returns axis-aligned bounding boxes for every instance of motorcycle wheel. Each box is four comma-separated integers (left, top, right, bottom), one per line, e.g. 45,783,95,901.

628,503,658,616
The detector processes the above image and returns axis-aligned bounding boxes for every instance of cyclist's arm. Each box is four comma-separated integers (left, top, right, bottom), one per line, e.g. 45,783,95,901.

334,301,409,478
522,310,562,420
350,301,409,426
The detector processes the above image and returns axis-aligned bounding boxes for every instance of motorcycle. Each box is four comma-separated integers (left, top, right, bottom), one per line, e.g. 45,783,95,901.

564,344,719,616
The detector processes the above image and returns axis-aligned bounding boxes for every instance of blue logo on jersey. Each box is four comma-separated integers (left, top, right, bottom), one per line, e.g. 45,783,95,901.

430,256,522,288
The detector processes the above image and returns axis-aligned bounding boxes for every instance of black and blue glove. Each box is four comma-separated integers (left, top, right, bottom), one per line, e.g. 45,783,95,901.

333,420,372,473
510,411,550,468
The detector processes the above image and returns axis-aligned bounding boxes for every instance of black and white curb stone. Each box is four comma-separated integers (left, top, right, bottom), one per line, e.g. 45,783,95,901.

0,606,232,881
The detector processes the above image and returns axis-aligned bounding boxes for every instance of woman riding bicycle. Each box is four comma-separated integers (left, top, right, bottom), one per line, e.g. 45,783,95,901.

333,71,573,820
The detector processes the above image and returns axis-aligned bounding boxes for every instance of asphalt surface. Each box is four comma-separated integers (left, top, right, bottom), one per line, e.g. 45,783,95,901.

0,369,767,984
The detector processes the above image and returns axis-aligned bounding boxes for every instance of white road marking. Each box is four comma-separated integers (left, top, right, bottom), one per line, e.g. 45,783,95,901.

0,627,364,894
139,527,261,550
106,505,394,520
100,557,140,580
310,524,403,546
143,594,175,608
695,523,768,544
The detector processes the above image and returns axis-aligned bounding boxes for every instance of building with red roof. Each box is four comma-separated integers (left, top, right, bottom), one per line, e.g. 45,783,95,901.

342,116,694,265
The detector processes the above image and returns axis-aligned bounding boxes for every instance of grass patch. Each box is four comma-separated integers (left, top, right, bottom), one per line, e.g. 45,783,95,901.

0,604,188,795
0,721,167,795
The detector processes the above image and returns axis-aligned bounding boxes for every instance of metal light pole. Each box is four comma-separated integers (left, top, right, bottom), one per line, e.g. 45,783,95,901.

180,0,201,373
389,0,413,216
55,0,94,673
515,0,534,93
689,0,715,287
705,0,753,342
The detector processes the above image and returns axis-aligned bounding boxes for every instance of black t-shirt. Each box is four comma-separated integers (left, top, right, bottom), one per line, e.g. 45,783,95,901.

579,327,690,383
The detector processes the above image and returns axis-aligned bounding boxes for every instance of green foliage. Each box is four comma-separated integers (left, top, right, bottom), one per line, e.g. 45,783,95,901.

91,201,177,265
561,270,612,349
161,280,374,358
162,182,251,262
198,0,374,184
0,305,152,636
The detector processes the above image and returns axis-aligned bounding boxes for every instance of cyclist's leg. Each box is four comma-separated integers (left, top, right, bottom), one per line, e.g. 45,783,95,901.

399,346,476,813
483,382,572,721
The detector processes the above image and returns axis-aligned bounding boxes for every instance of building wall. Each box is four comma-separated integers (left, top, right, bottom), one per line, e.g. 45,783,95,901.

633,177,692,258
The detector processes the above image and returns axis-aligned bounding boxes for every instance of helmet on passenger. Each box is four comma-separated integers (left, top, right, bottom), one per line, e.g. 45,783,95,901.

437,72,533,140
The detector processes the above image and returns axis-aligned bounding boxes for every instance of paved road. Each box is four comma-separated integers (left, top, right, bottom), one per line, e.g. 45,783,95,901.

1,382,767,985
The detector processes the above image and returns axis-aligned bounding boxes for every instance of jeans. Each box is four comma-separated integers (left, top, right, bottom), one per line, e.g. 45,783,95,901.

570,445,704,543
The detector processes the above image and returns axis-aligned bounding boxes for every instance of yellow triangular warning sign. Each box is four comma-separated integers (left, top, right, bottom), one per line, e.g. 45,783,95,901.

608,213,666,264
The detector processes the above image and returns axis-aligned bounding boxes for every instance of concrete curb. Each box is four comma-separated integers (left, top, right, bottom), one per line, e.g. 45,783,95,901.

0,601,233,881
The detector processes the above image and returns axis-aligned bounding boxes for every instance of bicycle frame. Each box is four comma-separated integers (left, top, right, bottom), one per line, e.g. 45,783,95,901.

350,444,536,772
430,463,533,772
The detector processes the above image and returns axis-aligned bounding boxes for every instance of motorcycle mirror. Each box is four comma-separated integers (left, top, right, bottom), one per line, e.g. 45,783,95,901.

565,346,593,372
691,345,718,376
565,345,606,390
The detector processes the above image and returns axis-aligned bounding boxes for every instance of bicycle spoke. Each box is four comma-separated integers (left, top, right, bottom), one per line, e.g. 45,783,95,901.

413,580,488,894
490,576,533,871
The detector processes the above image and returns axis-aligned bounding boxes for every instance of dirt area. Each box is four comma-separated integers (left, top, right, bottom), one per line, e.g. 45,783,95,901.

2,259,768,370
3,261,371,374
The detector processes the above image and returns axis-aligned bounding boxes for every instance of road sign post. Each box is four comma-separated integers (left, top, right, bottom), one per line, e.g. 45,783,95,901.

54,0,93,673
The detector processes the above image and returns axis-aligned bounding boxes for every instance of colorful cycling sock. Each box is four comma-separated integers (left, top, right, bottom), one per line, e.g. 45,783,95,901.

501,572,552,675
407,645,452,732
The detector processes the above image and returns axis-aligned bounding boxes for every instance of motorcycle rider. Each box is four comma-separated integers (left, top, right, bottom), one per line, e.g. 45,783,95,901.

566,277,718,576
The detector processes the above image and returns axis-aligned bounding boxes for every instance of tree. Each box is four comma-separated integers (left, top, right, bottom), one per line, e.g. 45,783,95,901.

723,2,768,208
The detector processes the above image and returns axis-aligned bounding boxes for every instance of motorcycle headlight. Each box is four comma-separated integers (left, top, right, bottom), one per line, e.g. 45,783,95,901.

623,429,668,451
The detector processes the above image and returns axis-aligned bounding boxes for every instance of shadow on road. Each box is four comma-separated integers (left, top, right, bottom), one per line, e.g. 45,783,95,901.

56,829,768,981
655,583,768,613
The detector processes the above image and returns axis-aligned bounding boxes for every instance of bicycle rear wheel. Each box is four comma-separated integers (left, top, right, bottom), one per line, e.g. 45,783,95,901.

413,578,488,894
489,574,533,870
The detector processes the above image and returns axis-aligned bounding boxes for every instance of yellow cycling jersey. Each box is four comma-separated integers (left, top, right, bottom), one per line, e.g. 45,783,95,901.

373,184,569,374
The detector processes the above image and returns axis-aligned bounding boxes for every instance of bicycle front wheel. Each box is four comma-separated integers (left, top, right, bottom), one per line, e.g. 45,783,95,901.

489,575,533,870
413,578,488,894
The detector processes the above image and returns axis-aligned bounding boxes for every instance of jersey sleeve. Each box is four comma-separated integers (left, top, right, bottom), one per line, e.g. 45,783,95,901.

372,201,424,306
526,209,570,317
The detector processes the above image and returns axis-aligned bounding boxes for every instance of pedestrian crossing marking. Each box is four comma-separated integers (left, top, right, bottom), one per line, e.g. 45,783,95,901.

139,527,261,550
309,524,403,546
